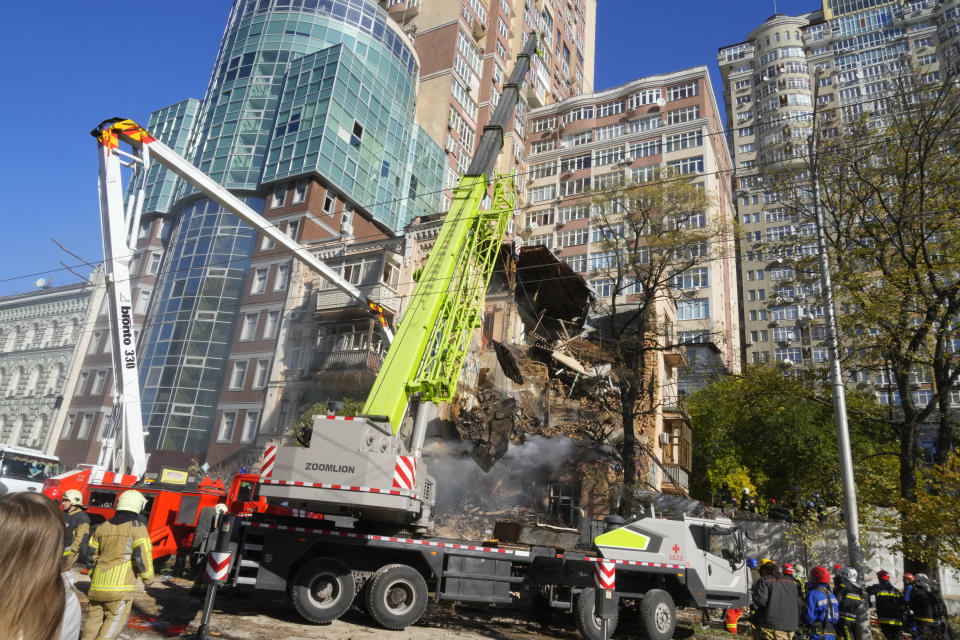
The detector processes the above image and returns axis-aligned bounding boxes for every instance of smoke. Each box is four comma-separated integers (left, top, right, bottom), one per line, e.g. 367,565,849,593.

425,436,595,515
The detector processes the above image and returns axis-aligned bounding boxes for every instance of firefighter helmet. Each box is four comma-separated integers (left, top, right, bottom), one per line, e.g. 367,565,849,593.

782,562,794,576
62,489,86,509
116,489,147,514
837,566,859,585
811,566,831,584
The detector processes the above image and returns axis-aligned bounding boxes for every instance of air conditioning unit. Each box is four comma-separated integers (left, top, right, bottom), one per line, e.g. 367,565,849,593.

658,433,672,445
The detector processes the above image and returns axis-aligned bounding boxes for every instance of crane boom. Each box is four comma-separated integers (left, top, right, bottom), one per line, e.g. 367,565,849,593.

257,34,539,529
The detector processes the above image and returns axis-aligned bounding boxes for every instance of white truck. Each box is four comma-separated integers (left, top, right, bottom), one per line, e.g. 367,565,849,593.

0,444,61,495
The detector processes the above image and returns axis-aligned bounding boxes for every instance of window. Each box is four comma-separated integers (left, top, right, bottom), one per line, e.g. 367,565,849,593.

274,263,290,291
252,359,269,389
677,298,709,320
629,115,662,133
560,177,590,196
534,117,556,132
560,154,591,173
75,372,89,396
135,289,151,315
531,139,556,154
76,414,94,440
285,220,299,240
147,253,162,275
217,411,237,442
772,305,798,320
668,105,700,125
323,192,337,214
595,146,625,166
240,411,259,443
87,331,104,355
451,78,478,121
665,131,703,152
563,106,594,123
630,139,661,158
250,268,268,294
773,326,797,342
627,89,661,109
239,313,258,341
563,130,593,147
671,268,708,289
528,185,556,203
260,235,275,251
271,184,286,208
597,100,624,118
775,348,802,363
667,156,703,175
530,161,557,179
556,228,589,248
557,203,589,223
812,347,829,363
229,361,247,390
667,81,698,101
292,180,307,204
262,311,280,339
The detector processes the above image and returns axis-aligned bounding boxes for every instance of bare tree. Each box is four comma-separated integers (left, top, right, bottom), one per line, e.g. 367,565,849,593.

588,170,719,515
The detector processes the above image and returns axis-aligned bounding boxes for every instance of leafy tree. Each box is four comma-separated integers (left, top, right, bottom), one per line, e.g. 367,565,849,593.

896,449,960,569
293,397,366,446
587,170,723,515
687,364,894,510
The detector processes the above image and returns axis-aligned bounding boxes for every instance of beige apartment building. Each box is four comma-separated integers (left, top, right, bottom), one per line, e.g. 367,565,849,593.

380,0,597,210
718,0,957,448
523,67,741,394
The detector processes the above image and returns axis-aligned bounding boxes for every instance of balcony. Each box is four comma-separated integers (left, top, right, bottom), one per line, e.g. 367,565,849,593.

384,0,420,23
662,464,690,494
472,19,487,41
663,344,686,368
310,348,383,373
315,282,399,317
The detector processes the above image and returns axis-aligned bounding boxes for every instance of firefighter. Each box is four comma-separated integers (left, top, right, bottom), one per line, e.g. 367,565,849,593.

751,559,799,640
903,573,917,637
834,566,866,640
784,563,806,623
803,566,840,640
726,606,745,634
61,489,91,571
81,490,155,640
910,573,946,640
867,569,905,640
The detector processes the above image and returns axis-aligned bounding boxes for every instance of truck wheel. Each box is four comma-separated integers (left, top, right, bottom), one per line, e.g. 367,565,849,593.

290,558,356,624
575,587,619,640
364,563,428,630
639,589,675,640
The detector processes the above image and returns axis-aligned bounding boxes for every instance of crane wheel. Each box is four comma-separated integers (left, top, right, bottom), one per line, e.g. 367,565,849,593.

290,558,356,624
364,563,428,630
639,589,676,640
574,587,619,640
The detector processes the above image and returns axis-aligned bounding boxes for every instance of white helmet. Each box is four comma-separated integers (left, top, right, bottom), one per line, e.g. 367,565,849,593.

62,489,85,509
116,489,147,514
837,566,858,585
914,573,931,589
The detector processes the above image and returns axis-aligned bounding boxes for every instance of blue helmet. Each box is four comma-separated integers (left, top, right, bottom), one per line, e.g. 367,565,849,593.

748,557,759,569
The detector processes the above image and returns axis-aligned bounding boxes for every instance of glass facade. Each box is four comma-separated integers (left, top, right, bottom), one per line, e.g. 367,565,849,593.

139,99,201,214
139,198,261,453
136,0,443,455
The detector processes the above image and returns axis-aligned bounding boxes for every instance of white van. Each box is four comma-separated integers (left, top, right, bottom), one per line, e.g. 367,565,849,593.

0,445,61,495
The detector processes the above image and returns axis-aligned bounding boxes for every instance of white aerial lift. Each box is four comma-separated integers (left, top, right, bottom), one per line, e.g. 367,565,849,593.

92,118,395,477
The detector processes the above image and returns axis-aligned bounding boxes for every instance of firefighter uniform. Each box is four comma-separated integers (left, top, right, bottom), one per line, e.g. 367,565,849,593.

835,579,865,640
867,576,905,640
61,489,91,571
81,491,154,640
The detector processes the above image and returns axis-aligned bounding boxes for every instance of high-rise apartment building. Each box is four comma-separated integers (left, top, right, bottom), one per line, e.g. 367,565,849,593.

56,0,448,470
524,67,741,394
718,0,954,371
379,0,597,210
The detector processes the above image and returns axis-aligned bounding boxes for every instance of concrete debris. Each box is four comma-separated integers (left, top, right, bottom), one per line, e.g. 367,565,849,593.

514,246,593,342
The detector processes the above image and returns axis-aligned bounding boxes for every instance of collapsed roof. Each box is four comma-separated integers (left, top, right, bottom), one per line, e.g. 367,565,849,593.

514,246,593,342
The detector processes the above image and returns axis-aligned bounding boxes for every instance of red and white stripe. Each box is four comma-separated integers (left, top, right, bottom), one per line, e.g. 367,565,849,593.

259,478,419,500
558,555,684,569
392,455,417,490
260,444,277,480
594,561,616,590
244,521,530,557
205,551,231,583
319,415,358,421
98,471,138,485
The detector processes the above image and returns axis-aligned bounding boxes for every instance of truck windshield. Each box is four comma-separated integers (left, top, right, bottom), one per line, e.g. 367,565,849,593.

0,453,61,481
709,527,739,562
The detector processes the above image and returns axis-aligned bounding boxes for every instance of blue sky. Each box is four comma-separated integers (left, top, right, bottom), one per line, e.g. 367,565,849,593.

0,0,819,296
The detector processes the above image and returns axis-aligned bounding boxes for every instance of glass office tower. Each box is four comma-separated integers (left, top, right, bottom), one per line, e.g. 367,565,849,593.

137,0,440,455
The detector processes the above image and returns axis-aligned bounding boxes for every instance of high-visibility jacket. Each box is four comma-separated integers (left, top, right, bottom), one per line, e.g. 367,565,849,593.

867,580,904,626
63,508,90,568
87,512,154,602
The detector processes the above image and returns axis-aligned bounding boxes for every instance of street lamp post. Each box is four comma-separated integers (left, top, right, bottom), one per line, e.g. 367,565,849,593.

809,68,868,640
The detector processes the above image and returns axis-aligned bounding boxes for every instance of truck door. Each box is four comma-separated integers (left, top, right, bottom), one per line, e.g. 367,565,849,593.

704,525,748,604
